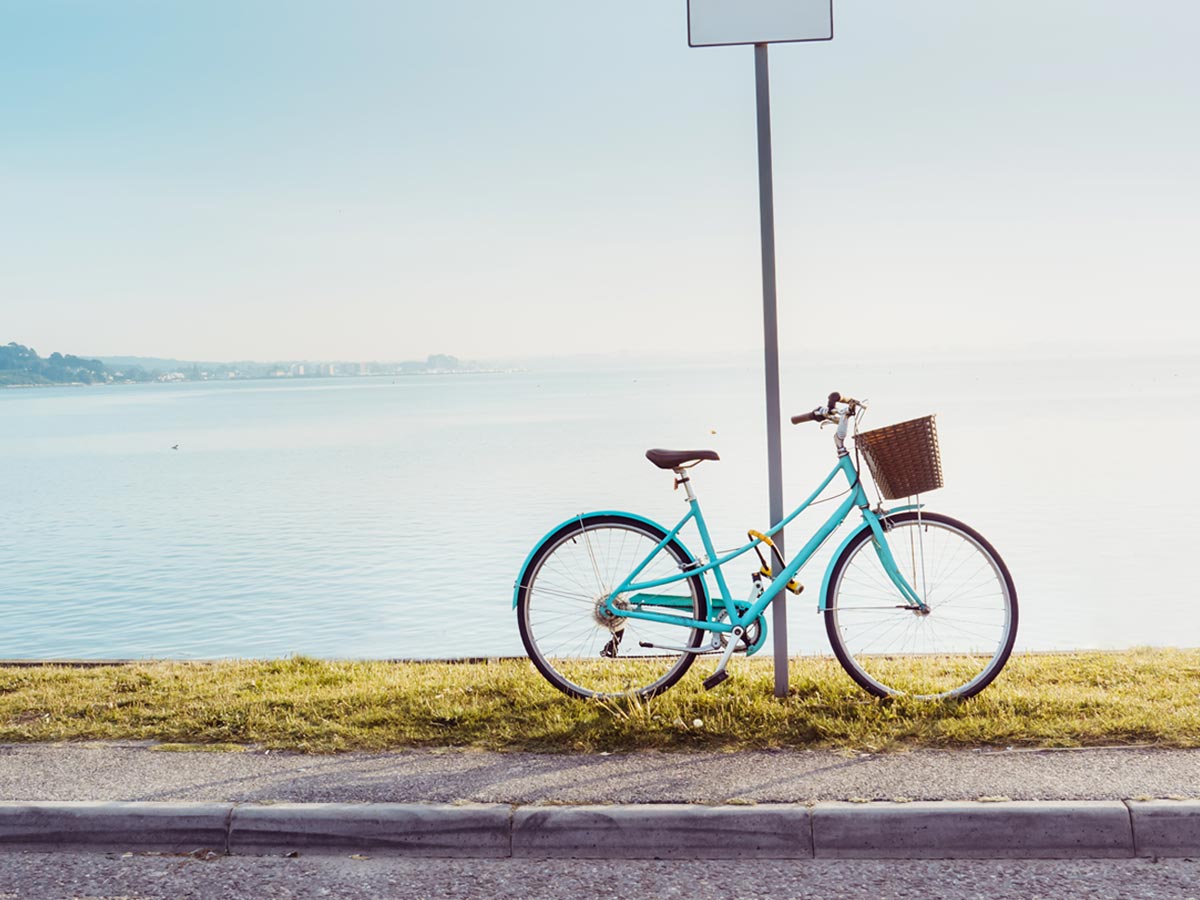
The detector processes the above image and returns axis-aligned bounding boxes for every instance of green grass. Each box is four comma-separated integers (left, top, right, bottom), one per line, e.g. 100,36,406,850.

0,649,1197,753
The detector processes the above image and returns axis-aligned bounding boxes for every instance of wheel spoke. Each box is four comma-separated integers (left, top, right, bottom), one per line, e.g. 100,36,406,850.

518,518,706,699
826,513,1016,699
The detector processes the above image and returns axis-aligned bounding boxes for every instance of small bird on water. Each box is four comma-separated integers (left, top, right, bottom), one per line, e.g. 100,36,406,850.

171,444,179,450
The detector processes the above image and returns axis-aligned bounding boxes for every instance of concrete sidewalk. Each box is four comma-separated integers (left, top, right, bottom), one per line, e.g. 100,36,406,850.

1,743,1198,859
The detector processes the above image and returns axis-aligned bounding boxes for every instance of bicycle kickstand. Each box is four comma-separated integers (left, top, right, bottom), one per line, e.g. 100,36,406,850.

702,625,744,690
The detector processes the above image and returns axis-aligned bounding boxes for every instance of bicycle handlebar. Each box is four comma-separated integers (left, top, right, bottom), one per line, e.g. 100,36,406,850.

790,392,861,426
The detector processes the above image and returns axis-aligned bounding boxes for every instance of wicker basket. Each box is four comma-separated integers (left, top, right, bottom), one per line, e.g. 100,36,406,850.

854,415,944,500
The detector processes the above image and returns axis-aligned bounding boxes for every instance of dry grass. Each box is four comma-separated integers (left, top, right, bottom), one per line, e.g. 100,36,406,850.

0,649,1196,753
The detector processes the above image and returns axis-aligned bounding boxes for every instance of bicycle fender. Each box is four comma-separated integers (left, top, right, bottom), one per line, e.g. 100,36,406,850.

817,504,924,612
512,511,696,609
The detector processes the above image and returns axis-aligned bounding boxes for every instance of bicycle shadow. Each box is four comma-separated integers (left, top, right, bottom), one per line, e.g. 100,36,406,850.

122,747,888,805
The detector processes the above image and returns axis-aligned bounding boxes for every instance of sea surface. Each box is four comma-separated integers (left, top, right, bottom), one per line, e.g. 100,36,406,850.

2,350,1198,659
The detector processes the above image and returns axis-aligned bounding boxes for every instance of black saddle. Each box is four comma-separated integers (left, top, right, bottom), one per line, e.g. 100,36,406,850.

645,448,720,470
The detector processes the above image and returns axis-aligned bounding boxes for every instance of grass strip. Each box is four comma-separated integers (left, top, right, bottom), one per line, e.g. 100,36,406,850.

0,649,1197,753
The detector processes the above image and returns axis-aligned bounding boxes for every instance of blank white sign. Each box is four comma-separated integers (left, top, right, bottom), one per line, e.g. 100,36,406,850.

688,0,833,47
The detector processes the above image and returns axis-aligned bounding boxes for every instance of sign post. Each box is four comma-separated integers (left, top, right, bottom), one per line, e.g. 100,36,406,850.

687,1,833,698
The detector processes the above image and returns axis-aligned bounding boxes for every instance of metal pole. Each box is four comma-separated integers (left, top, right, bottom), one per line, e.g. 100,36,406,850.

754,43,789,699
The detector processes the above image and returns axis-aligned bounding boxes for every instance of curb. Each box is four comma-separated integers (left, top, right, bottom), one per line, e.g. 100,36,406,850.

513,804,811,859
0,801,1197,859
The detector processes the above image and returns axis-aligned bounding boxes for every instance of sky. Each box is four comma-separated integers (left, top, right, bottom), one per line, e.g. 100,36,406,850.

2,0,1198,363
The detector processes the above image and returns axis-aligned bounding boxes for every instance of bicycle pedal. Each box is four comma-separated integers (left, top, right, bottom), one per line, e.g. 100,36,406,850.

702,670,730,691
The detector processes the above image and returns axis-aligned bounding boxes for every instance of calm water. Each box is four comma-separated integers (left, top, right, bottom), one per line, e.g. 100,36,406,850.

2,350,1198,659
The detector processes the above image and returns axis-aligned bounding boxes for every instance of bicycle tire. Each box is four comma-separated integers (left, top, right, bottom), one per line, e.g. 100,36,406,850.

516,513,709,700
824,511,1018,699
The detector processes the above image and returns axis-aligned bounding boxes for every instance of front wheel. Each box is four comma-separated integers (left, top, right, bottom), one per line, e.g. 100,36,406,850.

824,511,1018,699
516,514,709,700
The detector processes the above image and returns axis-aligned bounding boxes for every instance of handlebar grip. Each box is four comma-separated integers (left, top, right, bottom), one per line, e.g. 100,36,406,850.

792,392,848,424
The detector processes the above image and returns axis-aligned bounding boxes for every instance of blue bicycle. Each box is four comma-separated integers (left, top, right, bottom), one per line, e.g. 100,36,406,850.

515,393,1018,701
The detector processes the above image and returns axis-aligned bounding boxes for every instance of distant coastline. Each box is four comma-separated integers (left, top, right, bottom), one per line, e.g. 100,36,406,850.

1,342,498,388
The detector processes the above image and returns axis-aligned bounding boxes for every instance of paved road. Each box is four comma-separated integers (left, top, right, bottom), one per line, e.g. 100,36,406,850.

4,743,1198,804
1,852,1197,900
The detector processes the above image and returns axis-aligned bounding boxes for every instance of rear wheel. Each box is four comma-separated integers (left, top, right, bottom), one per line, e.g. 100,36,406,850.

824,511,1017,699
517,514,708,699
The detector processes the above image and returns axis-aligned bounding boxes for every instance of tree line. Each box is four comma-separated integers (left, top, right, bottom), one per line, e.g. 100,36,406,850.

0,342,163,386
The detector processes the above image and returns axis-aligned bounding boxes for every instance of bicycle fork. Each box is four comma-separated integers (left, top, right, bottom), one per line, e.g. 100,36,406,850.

866,510,929,611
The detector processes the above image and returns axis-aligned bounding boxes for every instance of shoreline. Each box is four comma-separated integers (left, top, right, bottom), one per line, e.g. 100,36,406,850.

1,369,518,390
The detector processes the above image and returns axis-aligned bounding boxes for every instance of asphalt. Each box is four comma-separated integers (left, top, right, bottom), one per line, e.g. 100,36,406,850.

1,744,1198,859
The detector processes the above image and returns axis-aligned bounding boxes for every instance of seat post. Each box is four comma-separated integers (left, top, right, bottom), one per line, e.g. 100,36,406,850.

673,468,698,502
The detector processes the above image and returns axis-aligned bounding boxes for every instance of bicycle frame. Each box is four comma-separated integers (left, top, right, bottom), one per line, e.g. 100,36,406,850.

601,453,927,637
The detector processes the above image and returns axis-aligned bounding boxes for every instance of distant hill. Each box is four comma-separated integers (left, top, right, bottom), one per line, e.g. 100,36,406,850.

96,355,228,371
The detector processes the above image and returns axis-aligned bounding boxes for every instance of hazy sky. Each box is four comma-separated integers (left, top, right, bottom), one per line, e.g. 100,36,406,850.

3,0,1198,362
